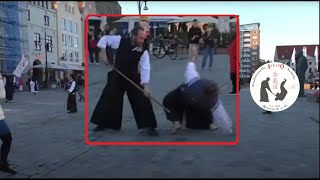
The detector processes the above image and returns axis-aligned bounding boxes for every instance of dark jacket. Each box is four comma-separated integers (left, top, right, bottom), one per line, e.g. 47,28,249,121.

181,78,218,111
188,27,202,44
295,50,308,77
202,32,215,48
114,38,148,78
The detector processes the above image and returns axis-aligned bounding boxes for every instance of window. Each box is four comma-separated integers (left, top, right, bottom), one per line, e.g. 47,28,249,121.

253,41,257,45
252,52,258,55
45,1,48,9
69,6,71,13
309,62,312,65
68,20,72,32
253,36,257,39
37,1,40,6
65,3,68,12
74,37,78,48
69,51,73,61
62,34,67,46
61,18,66,30
74,22,78,34
45,35,53,52
309,68,312,73
62,50,67,60
253,31,257,34
68,35,73,47
34,33,41,51
41,1,44,8
33,1,36,5
44,15,49,26
75,52,79,62
27,10,30,21
72,7,75,14
89,4,92,9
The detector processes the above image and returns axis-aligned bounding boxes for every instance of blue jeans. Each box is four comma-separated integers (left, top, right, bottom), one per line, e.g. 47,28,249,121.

201,47,215,69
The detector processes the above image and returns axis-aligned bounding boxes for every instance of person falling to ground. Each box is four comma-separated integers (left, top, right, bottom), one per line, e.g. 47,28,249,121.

163,47,232,135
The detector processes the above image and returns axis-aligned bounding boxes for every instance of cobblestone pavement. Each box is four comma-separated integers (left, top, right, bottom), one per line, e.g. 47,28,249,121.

0,55,318,178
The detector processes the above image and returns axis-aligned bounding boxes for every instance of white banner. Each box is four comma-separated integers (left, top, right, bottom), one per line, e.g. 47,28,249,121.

218,16,230,33
13,54,29,78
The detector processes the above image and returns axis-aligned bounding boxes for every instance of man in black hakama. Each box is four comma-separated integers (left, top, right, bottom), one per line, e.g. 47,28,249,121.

66,74,77,113
90,27,158,136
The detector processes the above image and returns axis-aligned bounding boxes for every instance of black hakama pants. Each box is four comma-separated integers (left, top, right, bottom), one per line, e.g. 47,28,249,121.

5,86,14,101
90,70,157,130
67,92,77,112
163,84,213,129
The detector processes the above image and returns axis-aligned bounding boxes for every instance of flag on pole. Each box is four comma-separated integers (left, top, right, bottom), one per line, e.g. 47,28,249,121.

13,54,29,78
291,47,296,69
315,46,318,71
303,46,307,57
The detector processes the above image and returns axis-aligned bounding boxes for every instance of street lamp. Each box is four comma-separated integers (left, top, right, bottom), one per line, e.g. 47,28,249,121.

137,1,148,15
79,2,85,67
34,29,53,88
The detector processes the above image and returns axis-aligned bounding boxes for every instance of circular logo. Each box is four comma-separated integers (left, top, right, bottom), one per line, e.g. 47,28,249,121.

250,62,300,112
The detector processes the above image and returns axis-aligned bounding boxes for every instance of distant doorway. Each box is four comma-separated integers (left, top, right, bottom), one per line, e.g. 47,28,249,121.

32,59,43,82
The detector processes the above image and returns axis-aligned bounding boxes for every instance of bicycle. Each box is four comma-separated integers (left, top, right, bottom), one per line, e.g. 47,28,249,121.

151,38,178,60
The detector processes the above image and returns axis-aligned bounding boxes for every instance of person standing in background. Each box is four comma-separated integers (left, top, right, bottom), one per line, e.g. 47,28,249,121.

4,74,15,103
295,50,308,97
188,19,202,61
228,31,240,95
66,74,77,113
201,24,216,71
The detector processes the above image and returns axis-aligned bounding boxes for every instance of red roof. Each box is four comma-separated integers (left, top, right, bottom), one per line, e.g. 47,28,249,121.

275,45,319,60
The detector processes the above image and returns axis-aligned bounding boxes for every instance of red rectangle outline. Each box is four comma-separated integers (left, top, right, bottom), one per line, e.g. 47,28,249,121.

84,14,240,146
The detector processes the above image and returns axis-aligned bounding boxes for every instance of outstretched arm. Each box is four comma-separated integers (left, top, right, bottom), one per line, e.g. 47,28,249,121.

97,35,121,64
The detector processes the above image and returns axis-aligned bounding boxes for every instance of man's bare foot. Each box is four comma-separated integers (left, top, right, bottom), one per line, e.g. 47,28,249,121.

170,121,182,135
210,124,219,130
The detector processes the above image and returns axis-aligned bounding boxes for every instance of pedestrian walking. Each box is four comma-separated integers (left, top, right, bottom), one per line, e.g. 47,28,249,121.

0,74,17,175
90,27,158,136
30,76,38,95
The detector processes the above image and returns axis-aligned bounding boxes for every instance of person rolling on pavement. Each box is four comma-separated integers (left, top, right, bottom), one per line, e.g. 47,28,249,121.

90,27,159,136
163,49,232,134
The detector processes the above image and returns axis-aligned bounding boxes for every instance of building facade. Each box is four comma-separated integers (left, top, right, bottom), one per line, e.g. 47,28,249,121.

27,1,58,82
274,45,319,79
239,23,260,78
95,1,122,27
56,1,83,76
0,1,29,74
